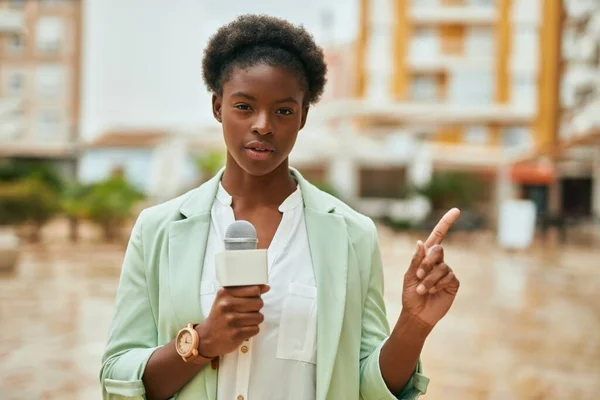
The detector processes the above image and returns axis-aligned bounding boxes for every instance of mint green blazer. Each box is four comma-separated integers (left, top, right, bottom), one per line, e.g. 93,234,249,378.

100,168,430,399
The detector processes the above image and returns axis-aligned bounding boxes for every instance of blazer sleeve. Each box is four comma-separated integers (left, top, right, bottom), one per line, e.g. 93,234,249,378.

359,220,430,400
99,210,161,399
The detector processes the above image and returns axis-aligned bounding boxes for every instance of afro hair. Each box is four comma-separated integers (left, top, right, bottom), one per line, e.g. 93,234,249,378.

202,14,328,105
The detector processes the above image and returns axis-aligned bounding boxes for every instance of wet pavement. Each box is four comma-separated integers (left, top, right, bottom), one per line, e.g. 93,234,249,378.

1,226,599,399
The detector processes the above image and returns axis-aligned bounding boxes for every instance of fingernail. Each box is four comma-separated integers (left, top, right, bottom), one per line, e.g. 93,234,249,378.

417,284,426,294
416,269,425,279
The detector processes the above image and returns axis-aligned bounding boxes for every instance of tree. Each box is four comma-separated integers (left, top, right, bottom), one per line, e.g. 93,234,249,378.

85,176,144,242
194,150,225,183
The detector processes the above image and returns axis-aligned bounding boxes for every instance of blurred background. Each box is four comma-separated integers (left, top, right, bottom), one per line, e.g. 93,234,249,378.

1,0,599,398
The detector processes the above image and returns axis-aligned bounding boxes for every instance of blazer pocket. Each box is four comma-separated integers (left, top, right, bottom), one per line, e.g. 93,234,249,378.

276,282,318,364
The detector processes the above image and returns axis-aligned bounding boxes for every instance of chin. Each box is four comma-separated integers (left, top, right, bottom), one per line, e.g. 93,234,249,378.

228,149,289,177
238,157,284,177
240,161,280,177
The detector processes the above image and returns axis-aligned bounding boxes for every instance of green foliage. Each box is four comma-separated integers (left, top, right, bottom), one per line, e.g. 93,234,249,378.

61,182,93,219
0,159,145,242
413,172,483,211
194,150,225,181
0,178,61,228
84,176,144,241
0,161,64,241
0,160,64,193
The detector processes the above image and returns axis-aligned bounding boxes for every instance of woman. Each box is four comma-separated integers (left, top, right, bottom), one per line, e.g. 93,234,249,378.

100,14,461,400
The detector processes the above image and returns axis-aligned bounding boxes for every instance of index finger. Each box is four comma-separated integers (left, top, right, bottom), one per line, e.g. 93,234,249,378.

424,208,460,248
224,285,270,298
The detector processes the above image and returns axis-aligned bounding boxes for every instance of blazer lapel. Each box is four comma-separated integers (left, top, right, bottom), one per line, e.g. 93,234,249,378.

168,212,211,327
168,170,223,328
295,169,349,400
168,171,224,400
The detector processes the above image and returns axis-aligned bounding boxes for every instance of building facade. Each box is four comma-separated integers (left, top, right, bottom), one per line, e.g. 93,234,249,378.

355,0,561,153
341,0,566,224
554,0,600,222
0,0,82,175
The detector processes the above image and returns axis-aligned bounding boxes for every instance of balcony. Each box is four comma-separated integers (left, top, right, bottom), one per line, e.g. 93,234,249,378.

410,6,496,26
311,99,535,126
0,9,25,33
0,139,77,158
408,54,494,73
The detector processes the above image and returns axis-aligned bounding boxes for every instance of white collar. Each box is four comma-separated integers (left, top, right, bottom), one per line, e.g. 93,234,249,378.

215,182,303,213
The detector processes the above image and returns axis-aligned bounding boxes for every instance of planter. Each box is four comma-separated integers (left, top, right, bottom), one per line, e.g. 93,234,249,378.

0,228,20,272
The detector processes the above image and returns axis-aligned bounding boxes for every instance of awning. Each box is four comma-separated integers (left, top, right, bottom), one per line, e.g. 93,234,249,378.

510,162,556,185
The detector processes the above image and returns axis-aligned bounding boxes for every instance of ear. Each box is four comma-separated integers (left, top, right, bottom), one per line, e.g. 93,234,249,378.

299,105,310,131
212,93,222,123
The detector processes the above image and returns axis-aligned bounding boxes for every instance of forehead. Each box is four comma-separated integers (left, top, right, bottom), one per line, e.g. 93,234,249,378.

222,64,305,101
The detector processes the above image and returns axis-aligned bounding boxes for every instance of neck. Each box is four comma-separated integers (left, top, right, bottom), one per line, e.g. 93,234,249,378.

221,153,297,208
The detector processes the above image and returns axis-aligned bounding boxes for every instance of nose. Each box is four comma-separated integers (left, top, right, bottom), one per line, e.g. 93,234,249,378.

251,110,274,136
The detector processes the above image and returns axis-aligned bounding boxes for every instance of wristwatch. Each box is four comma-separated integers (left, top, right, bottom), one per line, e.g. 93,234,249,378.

175,323,215,365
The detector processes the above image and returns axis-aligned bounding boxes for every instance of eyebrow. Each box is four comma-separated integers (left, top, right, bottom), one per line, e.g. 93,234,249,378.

275,97,299,105
231,91,299,105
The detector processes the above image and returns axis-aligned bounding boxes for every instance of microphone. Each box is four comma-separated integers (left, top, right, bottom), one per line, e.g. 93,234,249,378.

215,220,269,287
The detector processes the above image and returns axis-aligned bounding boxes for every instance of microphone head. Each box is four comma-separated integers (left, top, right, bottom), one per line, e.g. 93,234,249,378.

224,220,258,250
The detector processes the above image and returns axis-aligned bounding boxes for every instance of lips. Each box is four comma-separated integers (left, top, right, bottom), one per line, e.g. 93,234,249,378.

244,141,275,161
244,141,275,153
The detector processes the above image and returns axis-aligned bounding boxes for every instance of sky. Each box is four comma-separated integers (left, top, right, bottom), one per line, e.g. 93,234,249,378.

80,0,358,140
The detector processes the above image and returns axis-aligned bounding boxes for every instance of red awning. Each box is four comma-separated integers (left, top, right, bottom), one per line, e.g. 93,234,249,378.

510,163,556,185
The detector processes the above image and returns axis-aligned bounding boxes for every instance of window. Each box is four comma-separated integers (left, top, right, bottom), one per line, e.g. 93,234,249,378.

511,74,537,112
466,0,495,6
464,125,489,144
448,68,493,105
512,0,541,24
36,109,62,140
370,0,393,25
411,76,438,102
410,28,440,63
7,71,25,96
511,26,539,70
8,34,26,53
36,64,64,98
502,126,533,149
36,17,65,53
359,167,408,199
410,0,441,7
465,27,494,59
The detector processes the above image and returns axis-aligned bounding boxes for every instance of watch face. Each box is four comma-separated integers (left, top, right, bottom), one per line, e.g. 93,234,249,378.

177,331,194,354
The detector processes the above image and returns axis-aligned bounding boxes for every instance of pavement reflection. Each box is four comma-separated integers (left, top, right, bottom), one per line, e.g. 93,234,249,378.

1,228,599,399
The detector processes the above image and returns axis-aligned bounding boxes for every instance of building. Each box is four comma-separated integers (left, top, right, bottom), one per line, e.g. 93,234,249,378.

554,0,600,222
515,0,600,228
0,0,82,177
326,0,564,223
356,0,561,151
0,7,25,143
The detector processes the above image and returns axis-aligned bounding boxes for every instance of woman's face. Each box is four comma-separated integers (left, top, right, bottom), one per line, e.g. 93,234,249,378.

213,64,308,177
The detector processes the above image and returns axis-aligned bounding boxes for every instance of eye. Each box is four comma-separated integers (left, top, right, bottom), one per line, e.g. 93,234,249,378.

276,108,294,116
234,104,252,111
